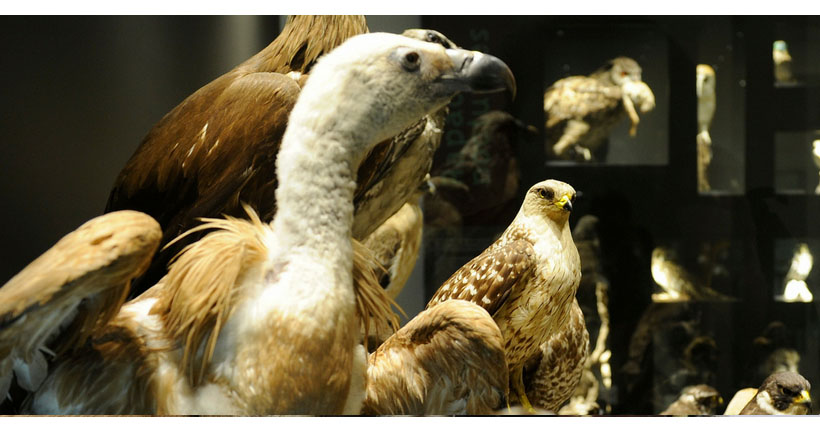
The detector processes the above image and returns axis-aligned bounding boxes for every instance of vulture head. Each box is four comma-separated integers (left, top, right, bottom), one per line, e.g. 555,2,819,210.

284,32,516,163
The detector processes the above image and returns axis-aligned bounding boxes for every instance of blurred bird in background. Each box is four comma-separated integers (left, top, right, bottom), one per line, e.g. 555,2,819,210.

780,242,814,303
696,64,716,193
651,246,733,302
773,40,795,85
544,56,655,162
661,384,723,415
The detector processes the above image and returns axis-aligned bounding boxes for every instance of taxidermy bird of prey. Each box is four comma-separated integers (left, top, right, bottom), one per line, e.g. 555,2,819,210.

106,15,475,297
544,56,655,162
738,371,812,415
428,110,537,223
6,33,516,415
427,179,582,412
651,247,733,302
0,211,161,402
362,299,508,415
696,64,716,193
661,384,722,415
773,40,795,85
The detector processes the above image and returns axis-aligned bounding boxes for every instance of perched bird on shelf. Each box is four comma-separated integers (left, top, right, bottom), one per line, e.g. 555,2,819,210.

544,56,655,162
773,40,795,85
427,179,582,412
0,211,161,402
651,246,733,302
106,16,473,298
696,64,716,193
661,384,722,416
4,32,516,415
737,371,812,415
362,300,508,415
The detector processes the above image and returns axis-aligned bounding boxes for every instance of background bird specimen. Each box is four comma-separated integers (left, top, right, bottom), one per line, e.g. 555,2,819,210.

696,64,716,193
544,56,655,162
0,31,516,415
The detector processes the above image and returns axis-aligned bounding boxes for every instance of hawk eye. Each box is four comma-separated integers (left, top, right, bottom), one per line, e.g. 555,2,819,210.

402,51,420,71
538,188,554,200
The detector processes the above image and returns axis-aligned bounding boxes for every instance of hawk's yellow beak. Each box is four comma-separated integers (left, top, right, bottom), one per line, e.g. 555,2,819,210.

556,195,573,212
796,390,812,405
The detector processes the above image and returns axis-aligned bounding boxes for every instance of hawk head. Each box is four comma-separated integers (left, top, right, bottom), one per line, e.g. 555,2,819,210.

521,179,577,222
757,371,812,414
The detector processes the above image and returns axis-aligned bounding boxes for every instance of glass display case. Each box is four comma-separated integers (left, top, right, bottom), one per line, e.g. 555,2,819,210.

2,15,820,416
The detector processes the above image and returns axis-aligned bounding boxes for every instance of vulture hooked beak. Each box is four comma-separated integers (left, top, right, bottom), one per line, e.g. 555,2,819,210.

441,49,517,99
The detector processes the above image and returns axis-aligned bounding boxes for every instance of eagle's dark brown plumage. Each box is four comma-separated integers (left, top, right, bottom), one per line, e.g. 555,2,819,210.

106,16,369,295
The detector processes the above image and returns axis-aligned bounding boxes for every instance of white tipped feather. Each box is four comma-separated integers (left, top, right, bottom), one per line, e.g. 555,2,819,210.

12,353,47,392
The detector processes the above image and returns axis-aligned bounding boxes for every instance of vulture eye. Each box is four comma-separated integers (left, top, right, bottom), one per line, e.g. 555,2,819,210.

402,51,420,71
538,188,554,200
571,193,577,203
426,32,443,45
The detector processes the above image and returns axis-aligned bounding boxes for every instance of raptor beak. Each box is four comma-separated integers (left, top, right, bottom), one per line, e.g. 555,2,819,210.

797,389,812,406
442,48,517,99
556,195,573,212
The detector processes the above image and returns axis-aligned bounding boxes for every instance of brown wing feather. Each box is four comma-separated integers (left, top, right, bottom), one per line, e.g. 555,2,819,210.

427,239,535,318
0,211,160,396
362,300,508,415
107,73,301,296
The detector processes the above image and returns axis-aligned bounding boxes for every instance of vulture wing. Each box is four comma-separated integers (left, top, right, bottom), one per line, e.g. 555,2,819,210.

0,211,160,399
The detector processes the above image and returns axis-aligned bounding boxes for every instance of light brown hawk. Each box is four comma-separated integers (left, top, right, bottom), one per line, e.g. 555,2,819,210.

427,179,581,412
